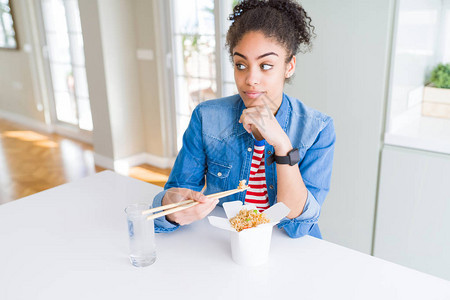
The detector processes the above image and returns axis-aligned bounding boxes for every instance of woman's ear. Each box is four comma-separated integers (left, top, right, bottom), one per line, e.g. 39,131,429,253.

285,55,296,78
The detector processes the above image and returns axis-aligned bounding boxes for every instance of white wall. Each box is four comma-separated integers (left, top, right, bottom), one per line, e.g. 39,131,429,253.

285,0,395,253
96,0,146,160
134,0,166,158
78,0,114,160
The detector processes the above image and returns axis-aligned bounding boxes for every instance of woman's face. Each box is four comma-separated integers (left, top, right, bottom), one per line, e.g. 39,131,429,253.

232,31,295,112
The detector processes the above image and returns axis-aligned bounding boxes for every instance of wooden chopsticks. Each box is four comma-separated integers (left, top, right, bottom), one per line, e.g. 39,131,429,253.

143,186,248,221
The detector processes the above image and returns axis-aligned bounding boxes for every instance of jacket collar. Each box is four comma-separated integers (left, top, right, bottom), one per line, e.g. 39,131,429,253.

275,93,290,132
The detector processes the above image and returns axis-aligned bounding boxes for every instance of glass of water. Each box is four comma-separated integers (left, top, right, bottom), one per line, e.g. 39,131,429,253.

125,203,156,267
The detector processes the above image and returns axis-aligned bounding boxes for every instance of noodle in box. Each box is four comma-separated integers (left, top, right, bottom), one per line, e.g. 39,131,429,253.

208,200,290,266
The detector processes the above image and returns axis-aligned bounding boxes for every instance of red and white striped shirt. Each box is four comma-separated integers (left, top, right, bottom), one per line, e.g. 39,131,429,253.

245,140,270,212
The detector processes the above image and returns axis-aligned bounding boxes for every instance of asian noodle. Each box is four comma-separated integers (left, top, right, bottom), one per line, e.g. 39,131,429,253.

229,208,270,232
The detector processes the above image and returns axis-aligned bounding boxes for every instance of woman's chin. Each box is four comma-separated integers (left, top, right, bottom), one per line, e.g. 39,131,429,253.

240,95,265,107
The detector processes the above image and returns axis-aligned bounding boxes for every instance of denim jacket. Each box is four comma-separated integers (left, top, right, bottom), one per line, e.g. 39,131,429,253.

153,93,335,238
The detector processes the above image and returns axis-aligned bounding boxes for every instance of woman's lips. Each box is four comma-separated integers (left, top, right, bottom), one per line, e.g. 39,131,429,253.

244,91,264,99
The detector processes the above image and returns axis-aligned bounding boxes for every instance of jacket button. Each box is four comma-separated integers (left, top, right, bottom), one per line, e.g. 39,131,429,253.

269,185,274,189
268,150,272,155
247,147,252,152
217,172,222,177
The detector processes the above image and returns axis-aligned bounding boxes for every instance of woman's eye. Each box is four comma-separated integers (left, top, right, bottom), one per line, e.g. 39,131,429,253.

235,63,246,70
261,64,273,70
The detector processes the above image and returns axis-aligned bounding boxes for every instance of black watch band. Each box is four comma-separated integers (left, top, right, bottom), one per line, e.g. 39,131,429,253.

267,148,300,166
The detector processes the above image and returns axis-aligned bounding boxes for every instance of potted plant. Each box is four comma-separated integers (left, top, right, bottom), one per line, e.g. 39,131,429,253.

422,63,450,119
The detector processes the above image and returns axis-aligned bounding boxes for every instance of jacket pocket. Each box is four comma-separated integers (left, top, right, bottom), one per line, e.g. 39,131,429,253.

206,160,232,191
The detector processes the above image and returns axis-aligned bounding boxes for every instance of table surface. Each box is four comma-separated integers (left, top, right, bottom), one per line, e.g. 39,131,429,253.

1,171,449,300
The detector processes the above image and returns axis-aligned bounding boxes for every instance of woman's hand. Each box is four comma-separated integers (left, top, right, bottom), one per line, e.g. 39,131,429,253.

161,188,219,226
239,104,292,154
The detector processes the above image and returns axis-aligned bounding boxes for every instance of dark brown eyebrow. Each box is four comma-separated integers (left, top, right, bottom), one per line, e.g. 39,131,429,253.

233,52,247,59
233,51,279,60
257,52,278,59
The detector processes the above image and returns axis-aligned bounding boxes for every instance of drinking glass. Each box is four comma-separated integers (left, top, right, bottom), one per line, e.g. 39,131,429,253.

125,203,156,267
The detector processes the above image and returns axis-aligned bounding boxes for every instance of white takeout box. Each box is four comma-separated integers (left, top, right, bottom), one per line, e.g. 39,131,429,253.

208,201,290,266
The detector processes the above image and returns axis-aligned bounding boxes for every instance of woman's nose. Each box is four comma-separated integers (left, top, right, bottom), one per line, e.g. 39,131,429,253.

245,67,260,86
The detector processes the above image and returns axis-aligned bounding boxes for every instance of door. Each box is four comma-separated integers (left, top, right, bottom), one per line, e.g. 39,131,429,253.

38,0,93,137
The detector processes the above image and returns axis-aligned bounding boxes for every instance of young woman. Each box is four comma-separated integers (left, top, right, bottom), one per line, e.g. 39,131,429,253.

152,0,335,238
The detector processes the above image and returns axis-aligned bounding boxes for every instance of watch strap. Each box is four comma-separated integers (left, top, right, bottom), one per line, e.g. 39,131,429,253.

275,155,290,165
267,153,275,166
267,148,299,166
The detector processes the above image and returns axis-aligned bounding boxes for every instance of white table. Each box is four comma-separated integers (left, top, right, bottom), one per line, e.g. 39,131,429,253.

0,171,449,300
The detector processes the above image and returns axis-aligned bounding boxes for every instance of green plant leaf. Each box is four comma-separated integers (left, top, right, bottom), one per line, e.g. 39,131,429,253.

430,63,450,89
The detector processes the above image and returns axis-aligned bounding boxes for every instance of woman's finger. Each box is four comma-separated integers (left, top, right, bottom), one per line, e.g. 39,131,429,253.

199,198,219,219
190,190,209,203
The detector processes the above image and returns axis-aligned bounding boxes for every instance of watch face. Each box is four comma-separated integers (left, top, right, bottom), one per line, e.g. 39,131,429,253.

289,148,300,166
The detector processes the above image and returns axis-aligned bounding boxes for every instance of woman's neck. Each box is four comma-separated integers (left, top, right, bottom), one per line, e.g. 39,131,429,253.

268,93,283,115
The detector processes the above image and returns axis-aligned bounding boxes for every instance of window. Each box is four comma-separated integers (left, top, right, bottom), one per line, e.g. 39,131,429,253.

384,0,450,154
0,0,18,49
170,0,238,150
40,0,92,131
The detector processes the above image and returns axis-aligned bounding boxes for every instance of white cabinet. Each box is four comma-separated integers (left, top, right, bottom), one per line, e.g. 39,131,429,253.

374,145,450,280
